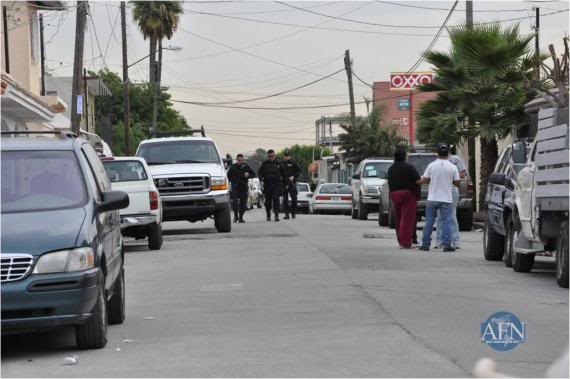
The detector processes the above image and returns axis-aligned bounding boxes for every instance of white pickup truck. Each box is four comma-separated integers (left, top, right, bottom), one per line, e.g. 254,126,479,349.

103,157,163,250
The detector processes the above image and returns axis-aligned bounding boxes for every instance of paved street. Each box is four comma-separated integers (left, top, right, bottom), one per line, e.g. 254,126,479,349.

2,210,568,378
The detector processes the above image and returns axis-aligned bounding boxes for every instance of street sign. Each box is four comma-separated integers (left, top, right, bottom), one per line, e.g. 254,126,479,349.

390,72,433,91
397,98,410,110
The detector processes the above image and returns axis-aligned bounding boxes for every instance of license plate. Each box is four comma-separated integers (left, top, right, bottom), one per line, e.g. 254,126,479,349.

332,196,340,201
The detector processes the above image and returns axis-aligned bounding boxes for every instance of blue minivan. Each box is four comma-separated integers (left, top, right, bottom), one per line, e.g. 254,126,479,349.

1,132,129,349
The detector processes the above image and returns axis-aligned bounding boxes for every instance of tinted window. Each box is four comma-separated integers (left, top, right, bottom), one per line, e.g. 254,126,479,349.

104,161,148,182
363,162,392,178
408,155,436,176
319,184,352,194
297,183,310,192
137,140,220,165
1,151,87,213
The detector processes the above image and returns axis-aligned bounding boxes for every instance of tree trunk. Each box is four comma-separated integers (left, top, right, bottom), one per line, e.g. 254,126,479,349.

149,36,157,83
478,138,499,209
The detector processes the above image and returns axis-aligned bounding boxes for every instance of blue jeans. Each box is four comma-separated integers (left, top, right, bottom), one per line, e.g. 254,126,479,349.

422,201,453,248
436,188,460,247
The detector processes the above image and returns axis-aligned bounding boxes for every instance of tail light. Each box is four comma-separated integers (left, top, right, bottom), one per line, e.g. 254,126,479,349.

467,182,474,193
149,191,159,210
340,195,352,201
315,195,331,200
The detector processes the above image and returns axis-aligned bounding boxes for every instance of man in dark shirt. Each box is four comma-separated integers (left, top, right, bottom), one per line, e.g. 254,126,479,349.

281,150,301,220
258,149,285,221
227,154,256,223
387,148,421,248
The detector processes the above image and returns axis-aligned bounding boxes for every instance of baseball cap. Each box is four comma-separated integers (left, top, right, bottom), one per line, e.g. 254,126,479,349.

437,143,450,155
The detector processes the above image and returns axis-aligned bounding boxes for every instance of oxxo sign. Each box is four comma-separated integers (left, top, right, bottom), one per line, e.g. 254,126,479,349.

390,72,433,91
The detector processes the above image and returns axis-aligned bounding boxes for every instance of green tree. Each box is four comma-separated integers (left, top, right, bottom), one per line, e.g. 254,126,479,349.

94,69,190,155
338,106,405,164
416,23,539,206
275,145,331,182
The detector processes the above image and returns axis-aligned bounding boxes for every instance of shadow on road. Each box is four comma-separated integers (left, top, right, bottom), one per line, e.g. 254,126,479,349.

1,326,76,358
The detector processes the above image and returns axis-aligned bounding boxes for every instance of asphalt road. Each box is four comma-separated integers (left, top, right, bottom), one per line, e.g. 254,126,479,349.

2,210,568,377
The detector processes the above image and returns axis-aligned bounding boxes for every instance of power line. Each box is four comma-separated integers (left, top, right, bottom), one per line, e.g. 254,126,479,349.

183,1,342,16
208,131,315,141
87,11,109,70
352,71,373,88
375,1,529,13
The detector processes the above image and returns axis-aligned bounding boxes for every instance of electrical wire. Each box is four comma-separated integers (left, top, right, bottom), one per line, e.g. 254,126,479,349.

375,1,529,13
88,11,109,70
352,71,373,88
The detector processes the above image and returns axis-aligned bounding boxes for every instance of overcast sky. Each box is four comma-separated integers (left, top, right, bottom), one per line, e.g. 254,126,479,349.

40,0,569,156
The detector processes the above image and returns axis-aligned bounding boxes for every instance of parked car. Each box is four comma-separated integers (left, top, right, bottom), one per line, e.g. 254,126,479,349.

310,183,352,214
296,182,313,214
350,158,393,221
136,131,232,233
1,131,129,349
247,178,263,209
404,152,474,231
103,157,163,250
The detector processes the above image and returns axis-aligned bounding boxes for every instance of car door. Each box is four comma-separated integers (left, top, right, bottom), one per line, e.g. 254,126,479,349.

516,144,537,238
488,148,510,231
82,145,121,290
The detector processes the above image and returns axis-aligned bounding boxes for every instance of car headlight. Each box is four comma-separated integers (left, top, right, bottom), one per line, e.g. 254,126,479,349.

211,176,228,190
33,248,95,274
364,186,379,194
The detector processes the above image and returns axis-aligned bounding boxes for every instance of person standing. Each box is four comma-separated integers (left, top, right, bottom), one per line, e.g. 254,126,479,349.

435,145,467,248
259,149,285,222
418,143,460,252
281,150,301,220
227,154,256,223
387,148,421,249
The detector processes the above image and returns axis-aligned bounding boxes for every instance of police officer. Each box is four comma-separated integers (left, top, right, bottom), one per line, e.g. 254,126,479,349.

258,149,285,222
227,154,256,223
281,150,301,219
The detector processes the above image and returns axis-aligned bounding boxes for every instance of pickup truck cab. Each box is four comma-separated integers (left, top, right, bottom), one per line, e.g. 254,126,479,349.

135,134,232,233
103,157,163,250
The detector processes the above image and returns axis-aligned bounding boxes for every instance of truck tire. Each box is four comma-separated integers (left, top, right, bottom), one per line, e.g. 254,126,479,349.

76,276,108,350
457,210,473,231
358,196,368,220
513,251,535,273
483,217,505,261
504,213,516,268
388,202,396,229
556,221,569,288
378,200,389,227
351,200,358,219
148,223,163,250
108,268,125,325
215,205,232,233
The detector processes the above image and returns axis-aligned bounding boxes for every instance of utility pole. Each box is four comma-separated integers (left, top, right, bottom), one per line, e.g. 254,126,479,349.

151,39,162,133
121,1,131,155
70,1,88,135
329,119,333,152
39,14,46,95
466,0,477,211
534,7,540,85
344,49,357,129
83,68,89,132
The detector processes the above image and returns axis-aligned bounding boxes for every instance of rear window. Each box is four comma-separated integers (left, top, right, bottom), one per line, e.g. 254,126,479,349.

319,184,351,194
104,160,148,182
137,140,220,165
363,162,392,178
297,183,310,192
408,155,436,176
1,150,87,213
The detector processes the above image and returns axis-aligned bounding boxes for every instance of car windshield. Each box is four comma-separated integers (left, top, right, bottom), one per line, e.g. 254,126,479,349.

319,184,351,194
104,160,148,182
137,140,220,165
408,155,437,176
1,151,87,213
363,162,392,178
297,183,310,192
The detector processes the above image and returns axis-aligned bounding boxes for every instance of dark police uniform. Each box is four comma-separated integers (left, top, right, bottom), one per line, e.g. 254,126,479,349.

258,159,285,220
281,159,301,218
227,162,256,222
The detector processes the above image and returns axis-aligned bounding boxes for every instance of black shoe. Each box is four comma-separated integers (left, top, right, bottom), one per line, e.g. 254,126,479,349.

419,245,430,251
233,217,239,223
266,215,271,221
275,215,280,222
443,246,455,252
239,219,245,223
284,214,290,220
292,212,296,219
412,239,418,245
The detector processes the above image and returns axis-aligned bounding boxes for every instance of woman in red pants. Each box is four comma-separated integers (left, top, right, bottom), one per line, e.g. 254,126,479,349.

387,148,421,249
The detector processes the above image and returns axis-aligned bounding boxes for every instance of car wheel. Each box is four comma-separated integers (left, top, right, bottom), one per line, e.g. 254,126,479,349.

378,200,389,227
108,268,125,325
457,210,474,231
76,274,108,349
556,221,569,288
358,196,368,220
214,204,232,233
504,213,515,268
483,216,505,261
148,223,163,250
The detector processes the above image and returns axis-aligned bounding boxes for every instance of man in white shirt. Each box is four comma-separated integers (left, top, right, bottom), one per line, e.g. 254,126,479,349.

417,143,460,252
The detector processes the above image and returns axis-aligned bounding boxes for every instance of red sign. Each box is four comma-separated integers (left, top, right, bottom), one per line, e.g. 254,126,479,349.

390,72,433,91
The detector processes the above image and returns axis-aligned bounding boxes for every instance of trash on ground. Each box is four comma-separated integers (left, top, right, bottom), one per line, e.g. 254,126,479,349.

143,316,155,320
116,348,121,352
122,339,133,343
476,229,483,232
63,355,79,365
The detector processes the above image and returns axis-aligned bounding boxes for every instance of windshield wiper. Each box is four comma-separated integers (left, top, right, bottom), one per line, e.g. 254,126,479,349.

175,160,207,164
146,161,173,165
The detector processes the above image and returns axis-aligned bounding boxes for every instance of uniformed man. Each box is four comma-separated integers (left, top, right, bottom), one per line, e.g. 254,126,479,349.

258,149,285,222
227,154,256,223
281,150,301,219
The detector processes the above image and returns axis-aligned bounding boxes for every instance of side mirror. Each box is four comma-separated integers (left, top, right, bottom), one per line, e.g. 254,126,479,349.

306,193,313,198
511,142,527,164
489,173,506,185
352,173,359,180
99,191,129,212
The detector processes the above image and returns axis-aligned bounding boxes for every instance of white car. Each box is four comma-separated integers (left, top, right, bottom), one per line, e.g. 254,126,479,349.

309,183,352,215
350,158,393,221
103,157,163,250
296,182,312,214
248,178,263,209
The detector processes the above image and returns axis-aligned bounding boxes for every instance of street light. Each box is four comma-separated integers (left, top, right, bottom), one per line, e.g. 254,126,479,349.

127,45,182,69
